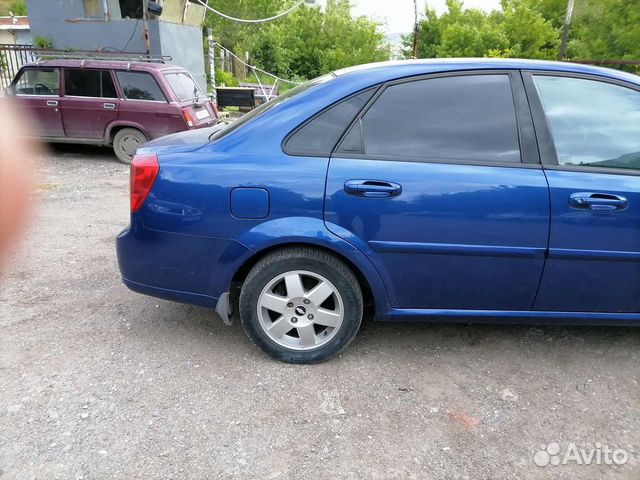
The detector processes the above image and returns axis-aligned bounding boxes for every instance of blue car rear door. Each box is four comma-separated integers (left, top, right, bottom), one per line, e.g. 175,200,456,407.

524,72,640,313
323,71,551,311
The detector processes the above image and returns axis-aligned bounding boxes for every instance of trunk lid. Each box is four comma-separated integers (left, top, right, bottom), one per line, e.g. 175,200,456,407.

138,124,225,155
180,99,218,128
163,70,218,127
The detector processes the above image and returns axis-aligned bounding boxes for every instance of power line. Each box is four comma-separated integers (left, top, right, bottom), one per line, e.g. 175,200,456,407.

194,0,305,24
213,42,301,86
119,19,140,52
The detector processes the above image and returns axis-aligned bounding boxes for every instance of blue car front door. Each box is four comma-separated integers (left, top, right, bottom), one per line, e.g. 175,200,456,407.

324,71,550,311
525,73,640,313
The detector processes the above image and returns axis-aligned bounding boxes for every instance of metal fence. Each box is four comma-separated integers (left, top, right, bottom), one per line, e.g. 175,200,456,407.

0,44,37,90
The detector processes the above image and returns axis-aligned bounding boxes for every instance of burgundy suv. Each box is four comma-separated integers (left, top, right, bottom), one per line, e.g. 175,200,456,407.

6,60,219,163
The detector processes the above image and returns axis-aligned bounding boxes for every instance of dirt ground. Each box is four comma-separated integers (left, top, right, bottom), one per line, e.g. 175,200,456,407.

1,145,639,480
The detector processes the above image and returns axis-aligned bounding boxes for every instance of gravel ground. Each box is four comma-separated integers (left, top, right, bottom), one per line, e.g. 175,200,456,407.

1,145,639,480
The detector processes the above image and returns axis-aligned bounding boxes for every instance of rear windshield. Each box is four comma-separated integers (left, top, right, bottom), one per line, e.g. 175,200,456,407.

210,73,334,142
165,72,206,103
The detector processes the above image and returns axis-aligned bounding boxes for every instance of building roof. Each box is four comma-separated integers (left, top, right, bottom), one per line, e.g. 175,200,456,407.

0,16,30,30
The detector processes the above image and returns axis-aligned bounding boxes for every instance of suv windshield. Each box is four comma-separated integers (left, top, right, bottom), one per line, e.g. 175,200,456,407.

165,72,205,103
210,73,334,142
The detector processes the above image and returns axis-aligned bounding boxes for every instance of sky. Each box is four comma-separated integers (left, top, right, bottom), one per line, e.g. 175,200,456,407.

349,0,503,34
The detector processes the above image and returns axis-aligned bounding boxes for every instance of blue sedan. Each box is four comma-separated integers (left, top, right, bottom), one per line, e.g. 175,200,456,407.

117,59,640,363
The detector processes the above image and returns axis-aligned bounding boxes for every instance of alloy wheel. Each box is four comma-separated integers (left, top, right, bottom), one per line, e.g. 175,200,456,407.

256,270,344,351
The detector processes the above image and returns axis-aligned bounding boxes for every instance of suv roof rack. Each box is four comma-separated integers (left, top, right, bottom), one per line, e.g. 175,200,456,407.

32,48,172,64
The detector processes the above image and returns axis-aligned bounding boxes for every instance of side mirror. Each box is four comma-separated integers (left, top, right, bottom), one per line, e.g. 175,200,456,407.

4,85,14,96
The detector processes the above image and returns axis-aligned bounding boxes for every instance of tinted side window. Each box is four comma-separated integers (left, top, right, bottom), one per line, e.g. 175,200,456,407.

65,69,117,98
14,68,60,96
285,89,375,156
116,72,166,101
359,75,521,163
534,75,640,170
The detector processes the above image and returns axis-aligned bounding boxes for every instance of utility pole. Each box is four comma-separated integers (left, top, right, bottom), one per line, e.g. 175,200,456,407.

412,0,419,59
558,0,575,61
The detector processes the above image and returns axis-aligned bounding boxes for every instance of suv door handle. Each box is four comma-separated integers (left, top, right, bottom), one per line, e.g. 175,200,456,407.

569,192,628,211
344,180,402,198
103,103,116,110
46,100,58,107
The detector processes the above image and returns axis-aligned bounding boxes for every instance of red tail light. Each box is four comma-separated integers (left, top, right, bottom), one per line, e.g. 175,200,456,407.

130,154,159,213
181,107,195,127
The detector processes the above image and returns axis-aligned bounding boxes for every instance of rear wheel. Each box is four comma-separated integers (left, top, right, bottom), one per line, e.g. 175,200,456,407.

113,128,147,164
239,247,363,364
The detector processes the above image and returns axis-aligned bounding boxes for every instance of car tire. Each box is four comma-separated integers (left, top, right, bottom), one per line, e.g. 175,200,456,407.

113,128,147,164
239,247,363,364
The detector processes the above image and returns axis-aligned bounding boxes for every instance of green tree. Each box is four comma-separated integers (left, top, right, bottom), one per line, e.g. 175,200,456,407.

204,0,291,55
500,0,558,58
205,0,389,81
0,0,27,15
404,0,640,69
293,0,389,77
568,0,640,63
435,5,508,57
405,0,557,59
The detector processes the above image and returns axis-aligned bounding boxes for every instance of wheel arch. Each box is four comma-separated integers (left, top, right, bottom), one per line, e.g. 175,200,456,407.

219,217,391,319
231,242,377,314
106,122,149,145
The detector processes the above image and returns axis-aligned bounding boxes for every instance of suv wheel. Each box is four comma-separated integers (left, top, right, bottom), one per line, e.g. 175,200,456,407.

239,247,363,364
113,128,147,164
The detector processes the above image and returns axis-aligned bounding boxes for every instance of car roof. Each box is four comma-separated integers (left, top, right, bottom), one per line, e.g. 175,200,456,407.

334,58,640,85
21,59,185,73
207,57,640,154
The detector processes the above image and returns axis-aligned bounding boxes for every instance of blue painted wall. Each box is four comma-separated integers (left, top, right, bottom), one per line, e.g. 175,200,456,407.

24,0,206,89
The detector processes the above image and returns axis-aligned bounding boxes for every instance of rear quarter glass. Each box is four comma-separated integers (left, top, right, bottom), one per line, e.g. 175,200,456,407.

116,71,167,102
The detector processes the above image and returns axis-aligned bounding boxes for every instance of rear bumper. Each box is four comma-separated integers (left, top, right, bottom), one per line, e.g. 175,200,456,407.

122,277,218,308
116,225,250,308
192,117,218,130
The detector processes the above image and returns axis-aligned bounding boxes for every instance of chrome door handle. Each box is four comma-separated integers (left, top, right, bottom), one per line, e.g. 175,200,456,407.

104,103,116,110
344,180,402,198
569,192,628,211
46,100,58,107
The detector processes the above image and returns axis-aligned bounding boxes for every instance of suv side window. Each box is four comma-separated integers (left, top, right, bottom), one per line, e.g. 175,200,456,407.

116,71,166,101
14,68,60,96
64,69,117,98
285,88,375,156
533,75,640,170
353,74,521,163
